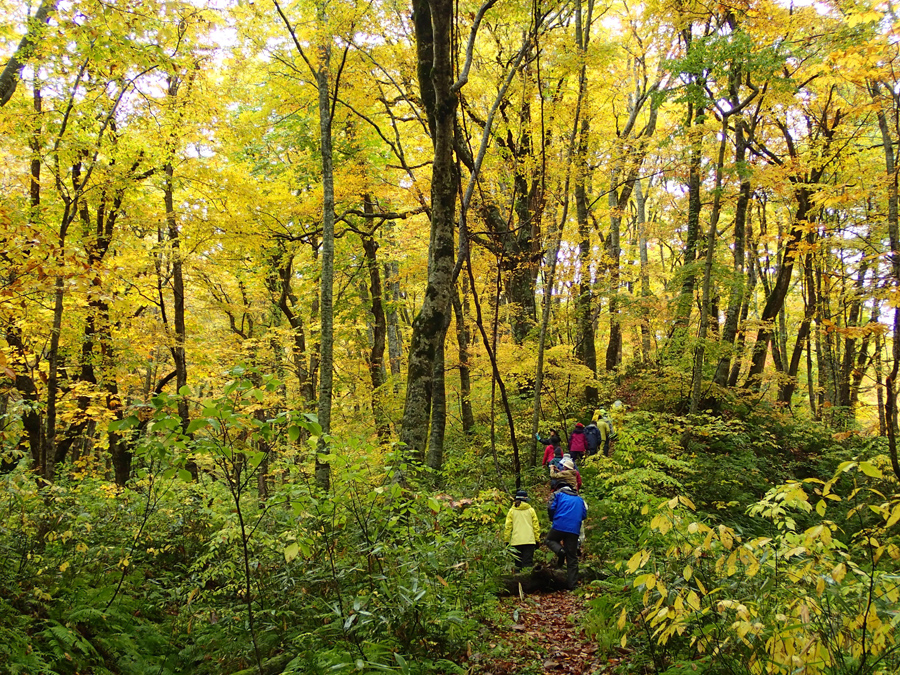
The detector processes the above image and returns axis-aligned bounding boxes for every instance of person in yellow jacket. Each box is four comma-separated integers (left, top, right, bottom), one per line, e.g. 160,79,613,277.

504,489,541,571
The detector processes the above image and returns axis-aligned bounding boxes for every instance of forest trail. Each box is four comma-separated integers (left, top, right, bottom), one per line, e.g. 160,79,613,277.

466,591,620,674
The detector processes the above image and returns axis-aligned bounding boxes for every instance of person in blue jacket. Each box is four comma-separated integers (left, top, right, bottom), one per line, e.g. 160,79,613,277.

545,485,587,589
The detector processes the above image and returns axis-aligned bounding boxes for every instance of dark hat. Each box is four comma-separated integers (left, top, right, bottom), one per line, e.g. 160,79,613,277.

554,446,563,458
514,489,529,501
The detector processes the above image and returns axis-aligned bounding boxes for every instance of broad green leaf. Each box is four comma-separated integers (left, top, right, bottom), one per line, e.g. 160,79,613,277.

859,462,882,478
185,419,208,434
108,415,140,432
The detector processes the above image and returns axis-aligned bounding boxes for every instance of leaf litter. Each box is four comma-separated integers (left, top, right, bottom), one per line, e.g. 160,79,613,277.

466,591,611,674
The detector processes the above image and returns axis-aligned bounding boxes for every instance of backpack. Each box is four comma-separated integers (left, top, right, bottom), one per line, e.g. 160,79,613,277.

584,425,601,453
604,415,618,440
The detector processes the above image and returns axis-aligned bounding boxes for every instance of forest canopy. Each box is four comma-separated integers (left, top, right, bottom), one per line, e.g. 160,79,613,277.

1,0,899,672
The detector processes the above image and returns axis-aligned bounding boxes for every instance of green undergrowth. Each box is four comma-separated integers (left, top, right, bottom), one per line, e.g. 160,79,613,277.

0,374,504,675
579,408,899,674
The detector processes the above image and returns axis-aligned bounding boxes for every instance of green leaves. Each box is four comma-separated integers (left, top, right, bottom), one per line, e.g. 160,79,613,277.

108,415,139,432
185,418,208,434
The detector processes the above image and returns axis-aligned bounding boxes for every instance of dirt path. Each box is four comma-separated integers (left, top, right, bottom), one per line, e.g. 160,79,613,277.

466,591,619,674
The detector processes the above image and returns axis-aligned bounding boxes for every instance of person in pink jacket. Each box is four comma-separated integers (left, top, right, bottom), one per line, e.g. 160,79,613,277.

568,422,588,461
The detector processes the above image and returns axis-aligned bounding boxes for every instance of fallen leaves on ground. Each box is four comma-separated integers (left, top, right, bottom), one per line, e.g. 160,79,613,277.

466,591,612,674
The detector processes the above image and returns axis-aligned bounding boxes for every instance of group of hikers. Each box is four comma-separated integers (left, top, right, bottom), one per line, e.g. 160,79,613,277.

503,410,617,590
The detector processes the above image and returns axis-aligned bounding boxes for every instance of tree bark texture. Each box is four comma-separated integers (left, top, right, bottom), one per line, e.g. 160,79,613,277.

0,0,56,107
452,286,475,434
362,228,390,442
315,31,335,491
400,0,457,463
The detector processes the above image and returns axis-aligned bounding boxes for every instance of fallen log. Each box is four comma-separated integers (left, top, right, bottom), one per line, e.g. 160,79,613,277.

500,563,609,595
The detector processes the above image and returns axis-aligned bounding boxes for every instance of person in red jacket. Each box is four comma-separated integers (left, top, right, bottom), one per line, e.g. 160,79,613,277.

539,430,561,466
568,422,588,462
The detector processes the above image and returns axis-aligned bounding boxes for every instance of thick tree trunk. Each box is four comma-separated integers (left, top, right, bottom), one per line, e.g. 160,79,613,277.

690,120,728,413
604,200,622,373
506,101,541,344
575,169,597,397
572,0,596,402
426,322,449,470
44,160,83,479
44,222,69,481
163,79,190,438
400,0,457,463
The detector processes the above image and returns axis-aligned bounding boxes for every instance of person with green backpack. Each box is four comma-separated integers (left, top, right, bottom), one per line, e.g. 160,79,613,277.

594,408,617,457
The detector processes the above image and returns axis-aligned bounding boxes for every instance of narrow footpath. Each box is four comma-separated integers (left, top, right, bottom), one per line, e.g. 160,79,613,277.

465,591,622,674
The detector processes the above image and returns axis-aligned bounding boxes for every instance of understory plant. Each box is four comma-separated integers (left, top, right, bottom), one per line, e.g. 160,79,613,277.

0,371,503,675
592,458,900,675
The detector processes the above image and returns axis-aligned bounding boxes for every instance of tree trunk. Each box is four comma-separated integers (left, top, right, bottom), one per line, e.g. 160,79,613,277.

777,231,817,405
452,286,475,434
400,0,458,463
837,262,870,410
575,166,597,399
690,118,728,413
269,251,314,405
728,223,756,388
815,255,839,413
876,329,886,436
0,0,56,107
744,189,813,385
636,178,652,363
573,0,596,402
164,78,190,433
385,260,403,387
426,322,449,470
361,209,390,442
669,98,703,353
315,19,335,490
713,120,751,386
868,84,897,478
